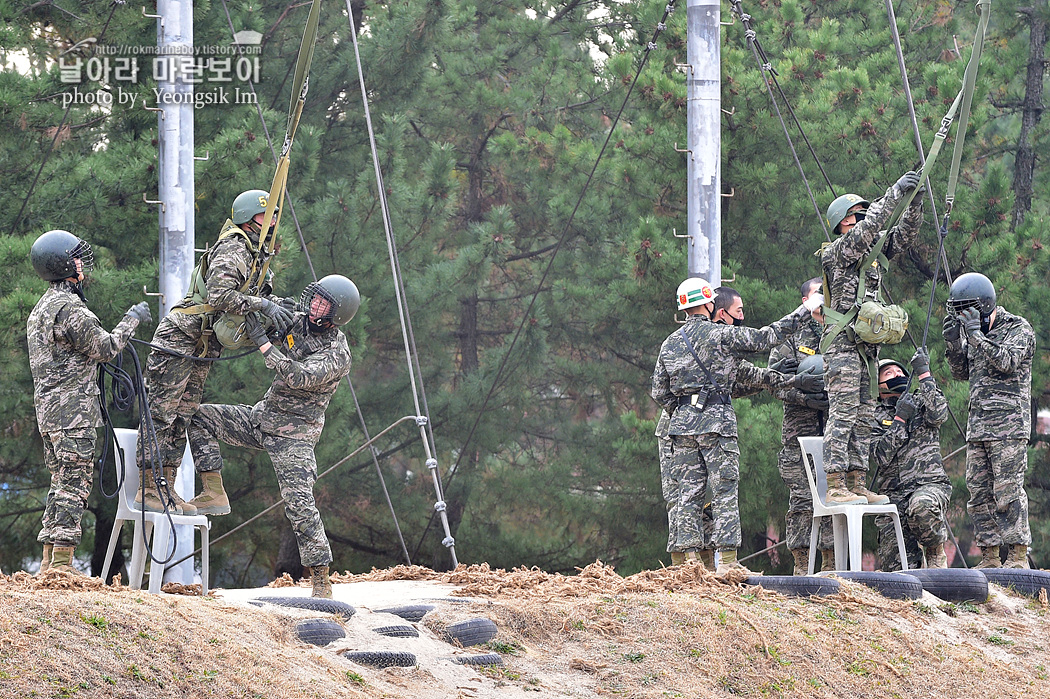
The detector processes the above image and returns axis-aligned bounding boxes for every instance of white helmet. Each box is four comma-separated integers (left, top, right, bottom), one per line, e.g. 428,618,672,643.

676,277,718,311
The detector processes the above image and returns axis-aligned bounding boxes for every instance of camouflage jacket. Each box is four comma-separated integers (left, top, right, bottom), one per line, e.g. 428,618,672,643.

253,316,352,444
820,184,923,349
768,318,826,443
26,281,139,432
651,309,805,438
944,307,1034,441
870,379,950,493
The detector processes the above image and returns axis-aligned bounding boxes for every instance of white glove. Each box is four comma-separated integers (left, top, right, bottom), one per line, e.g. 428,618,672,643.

802,292,824,312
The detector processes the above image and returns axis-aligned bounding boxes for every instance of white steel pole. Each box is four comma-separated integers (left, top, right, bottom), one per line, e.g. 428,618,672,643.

686,0,721,283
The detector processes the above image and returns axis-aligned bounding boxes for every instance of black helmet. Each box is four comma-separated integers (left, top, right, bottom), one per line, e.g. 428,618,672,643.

30,229,94,281
299,274,361,327
797,354,824,376
946,272,996,316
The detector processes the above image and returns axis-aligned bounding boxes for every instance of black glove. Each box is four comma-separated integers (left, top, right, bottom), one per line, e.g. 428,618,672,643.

959,307,982,336
243,313,270,348
803,393,829,411
257,298,295,332
894,393,918,422
942,314,961,343
769,356,800,374
126,301,152,325
894,170,920,196
795,373,824,394
910,348,930,377
278,296,297,312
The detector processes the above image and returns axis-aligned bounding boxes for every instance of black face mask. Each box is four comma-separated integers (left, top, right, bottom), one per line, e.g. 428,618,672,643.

716,312,743,327
981,315,992,334
853,211,867,223
884,375,909,397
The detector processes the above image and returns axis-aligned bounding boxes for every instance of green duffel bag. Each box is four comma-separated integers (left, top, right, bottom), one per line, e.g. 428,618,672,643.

853,300,908,345
212,312,273,350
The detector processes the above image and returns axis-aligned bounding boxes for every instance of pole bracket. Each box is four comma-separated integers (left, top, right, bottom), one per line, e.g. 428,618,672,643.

142,193,166,213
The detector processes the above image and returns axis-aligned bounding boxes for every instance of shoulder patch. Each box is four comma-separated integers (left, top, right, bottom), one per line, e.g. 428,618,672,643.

881,419,894,426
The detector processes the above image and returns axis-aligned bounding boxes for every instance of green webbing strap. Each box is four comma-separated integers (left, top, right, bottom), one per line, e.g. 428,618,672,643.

945,0,991,217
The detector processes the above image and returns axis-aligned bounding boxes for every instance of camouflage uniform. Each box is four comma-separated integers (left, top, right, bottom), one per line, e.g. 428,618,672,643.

768,319,833,551
945,307,1034,548
143,220,283,471
870,380,952,570
651,308,805,551
820,185,923,476
27,281,140,546
187,315,351,567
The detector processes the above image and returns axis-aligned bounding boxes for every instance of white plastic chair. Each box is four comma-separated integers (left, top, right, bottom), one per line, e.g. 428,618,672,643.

100,428,210,594
798,436,908,574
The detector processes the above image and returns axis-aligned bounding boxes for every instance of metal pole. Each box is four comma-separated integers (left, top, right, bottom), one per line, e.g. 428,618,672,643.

687,0,721,283
155,0,196,587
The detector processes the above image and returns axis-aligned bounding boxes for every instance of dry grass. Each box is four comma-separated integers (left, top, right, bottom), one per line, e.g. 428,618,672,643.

2,563,1050,698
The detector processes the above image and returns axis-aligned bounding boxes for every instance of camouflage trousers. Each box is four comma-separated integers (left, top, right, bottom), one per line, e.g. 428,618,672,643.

876,483,950,571
660,436,712,552
141,316,222,471
966,439,1031,547
777,438,833,551
668,433,740,550
37,428,95,546
823,342,873,475
188,404,333,567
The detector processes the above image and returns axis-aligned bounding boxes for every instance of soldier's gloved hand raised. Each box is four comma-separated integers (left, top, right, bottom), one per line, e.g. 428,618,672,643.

803,392,829,411
257,298,295,332
769,356,799,374
910,348,931,378
893,170,921,197
126,301,152,325
894,393,918,423
942,314,961,343
278,296,297,312
959,307,982,336
244,313,271,348
795,373,824,394
802,292,824,313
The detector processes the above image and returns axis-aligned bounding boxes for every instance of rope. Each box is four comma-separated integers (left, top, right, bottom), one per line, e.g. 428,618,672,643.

218,0,411,564
410,1,681,560
730,0,834,241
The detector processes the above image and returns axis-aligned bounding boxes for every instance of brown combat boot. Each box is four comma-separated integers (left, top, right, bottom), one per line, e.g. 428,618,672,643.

790,548,809,576
187,471,231,515
846,471,890,505
825,472,866,505
716,549,752,574
923,543,948,568
699,549,716,570
163,467,197,515
669,551,686,566
37,544,53,575
308,565,333,598
49,545,84,575
1003,545,1030,569
134,469,184,514
821,549,836,572
974,546,1001,569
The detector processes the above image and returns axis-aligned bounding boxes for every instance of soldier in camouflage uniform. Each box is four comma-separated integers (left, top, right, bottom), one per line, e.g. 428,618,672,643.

943,272,1034,569
870,351,951,570
26,230,151,574
767,278,835,575
652,278,824,573
819,172,924,505
140,190,295,516
187,275,358,597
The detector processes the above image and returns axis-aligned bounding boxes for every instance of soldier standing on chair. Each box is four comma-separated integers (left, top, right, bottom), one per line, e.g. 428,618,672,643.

26,230,151,574
651,278,824,573
186,275,357,597
819,171,924,506
943,272,1034,569
870,351,952,570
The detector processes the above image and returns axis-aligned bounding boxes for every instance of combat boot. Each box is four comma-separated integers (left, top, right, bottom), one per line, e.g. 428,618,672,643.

308,565,333,598
187,471,231,515
825,473,866,505
1003,545,1030,569
846,471,890,505
699,549,715,570
669,551,686,566
973,546,1001,569
715,549,752,574
790,548,809,576
163,467,197,515
37,543,53,575
923,543,948,568
49,545,84,575
821,549,836,572
134,469,184,514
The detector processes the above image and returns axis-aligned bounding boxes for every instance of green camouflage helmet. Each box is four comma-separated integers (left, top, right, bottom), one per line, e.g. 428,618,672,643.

826,193,870,233
231,189,277,225
299,274,361,327
877,357,908,375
